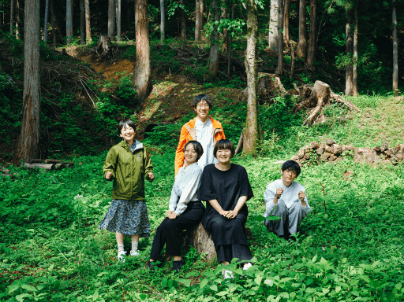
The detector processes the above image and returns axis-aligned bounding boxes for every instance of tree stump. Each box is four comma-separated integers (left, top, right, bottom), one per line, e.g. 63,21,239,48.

241,73,286,104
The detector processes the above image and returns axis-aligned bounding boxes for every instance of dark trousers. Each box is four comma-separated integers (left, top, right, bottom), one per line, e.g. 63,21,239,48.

150,201,205,260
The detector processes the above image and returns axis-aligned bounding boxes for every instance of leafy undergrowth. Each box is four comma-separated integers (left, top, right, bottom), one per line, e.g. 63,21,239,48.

1,94,404,301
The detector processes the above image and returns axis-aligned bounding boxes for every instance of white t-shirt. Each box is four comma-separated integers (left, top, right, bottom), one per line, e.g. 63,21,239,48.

195,117,218,170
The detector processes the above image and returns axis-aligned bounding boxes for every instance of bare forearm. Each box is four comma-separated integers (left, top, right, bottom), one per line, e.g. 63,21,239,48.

273,196,279,205
208,199,225,215
233,196,247,213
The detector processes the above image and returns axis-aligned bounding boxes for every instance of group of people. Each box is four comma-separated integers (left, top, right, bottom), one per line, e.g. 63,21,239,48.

99,94,311,278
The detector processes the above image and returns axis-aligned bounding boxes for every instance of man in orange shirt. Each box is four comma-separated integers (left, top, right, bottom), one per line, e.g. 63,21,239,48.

175,94,225,175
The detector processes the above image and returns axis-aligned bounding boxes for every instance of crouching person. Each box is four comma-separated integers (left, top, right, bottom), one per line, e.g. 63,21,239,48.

264,160,311,239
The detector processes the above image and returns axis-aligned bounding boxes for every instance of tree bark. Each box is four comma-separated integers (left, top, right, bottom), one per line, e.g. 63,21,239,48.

307,0,317,67
17,0,41,162
296,0,306,59
160,0,165,41
208,0,220,78
268,0,279,52
66,0,73,44
85,0,91,43
243,0,258,155
16,0,20,39
180,0,186,39
133,0,151,102
353,1,358,97
283,0,290,44
108,0,116,40
43,0,49,41
117,0,121,41
345,7,353,96
80,0,85,44
227,1,234,75
276,0,284,76
51,0,56,47
195,0,201,41
393,0,398,96
10,0,14,36
221,7,227,53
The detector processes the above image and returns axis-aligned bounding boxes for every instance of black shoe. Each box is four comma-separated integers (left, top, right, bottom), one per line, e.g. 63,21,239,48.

172,260,185,273
148,261,158,271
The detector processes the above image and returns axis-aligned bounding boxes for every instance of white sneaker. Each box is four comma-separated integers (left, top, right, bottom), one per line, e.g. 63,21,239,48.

117,251,126,262
130,249,140,256
243,263,252,270
222,269,234,279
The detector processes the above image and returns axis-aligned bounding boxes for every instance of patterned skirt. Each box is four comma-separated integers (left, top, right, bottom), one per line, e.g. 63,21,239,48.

98,199,150,237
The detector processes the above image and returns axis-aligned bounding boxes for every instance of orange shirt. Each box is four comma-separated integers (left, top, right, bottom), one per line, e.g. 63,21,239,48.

174,117,225,175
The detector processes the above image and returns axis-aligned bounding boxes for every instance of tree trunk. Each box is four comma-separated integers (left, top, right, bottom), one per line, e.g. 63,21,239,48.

108,0,116,40
16,0,20,39
160,0,164,41
51,0,56,47
283,0,290,44
243,0,258,155
353,1,358,97
43,0,49,41
307,0,317,67
268,0,279,52
66,0,73,44
227,1,234,75
117,0,121,41
180,0,186,39
221,7,227,53
345,8,353,96
17,0,41,162
10,0,14,36
296,0,306,59
80,0,85,44
85,0,91,42
208,0,220,78
195,0,201,41
133,0,151,102
392,0,398,96
276,0,284,76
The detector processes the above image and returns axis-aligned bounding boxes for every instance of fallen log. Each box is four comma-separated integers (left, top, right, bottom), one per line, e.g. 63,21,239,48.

23,163,55,170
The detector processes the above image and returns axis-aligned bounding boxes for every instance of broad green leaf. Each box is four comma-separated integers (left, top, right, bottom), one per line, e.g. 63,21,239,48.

8,284,20,294
21,284,37,292
16,293,32,302
139,293,147,300
200,279,209,289
210,284,218,292
279,292,289,299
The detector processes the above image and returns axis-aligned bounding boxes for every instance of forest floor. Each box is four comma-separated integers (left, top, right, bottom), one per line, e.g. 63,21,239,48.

1,42,404,301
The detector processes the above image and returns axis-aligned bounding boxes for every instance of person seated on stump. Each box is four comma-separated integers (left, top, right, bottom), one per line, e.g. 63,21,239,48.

149,141,205,272
174,94,225,175
263,160,311,239
198,139,254,279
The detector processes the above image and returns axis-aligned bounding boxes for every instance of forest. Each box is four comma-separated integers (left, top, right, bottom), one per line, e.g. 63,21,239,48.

1,0,404,301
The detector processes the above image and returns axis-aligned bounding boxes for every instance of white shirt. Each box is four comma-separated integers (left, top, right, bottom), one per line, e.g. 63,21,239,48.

263,179,311,217
195,117,218,170
169,163,202,215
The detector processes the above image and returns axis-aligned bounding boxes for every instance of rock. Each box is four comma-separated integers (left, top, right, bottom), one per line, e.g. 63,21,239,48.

331,144,342,155
354,147,380,164
316,148,324,155
374,146,381,152
325,145,333,153
384,150,392,157
297,148,305,159
326,138,335,146
291,156,299,162
310,142,320,149
382,142,389,150
391,147,398,155
304,153,311,160
329,154,338,161
321,153,331,161
396,153,403,162
320,143,326,149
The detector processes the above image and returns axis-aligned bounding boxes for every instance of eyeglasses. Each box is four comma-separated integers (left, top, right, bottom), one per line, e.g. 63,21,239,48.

197,102,210,109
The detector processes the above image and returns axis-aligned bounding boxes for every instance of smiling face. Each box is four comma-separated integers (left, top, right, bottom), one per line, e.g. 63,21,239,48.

216,148,232,164
120,125,135,144
281,168,297,185
184,143,198,165
194,100,210,121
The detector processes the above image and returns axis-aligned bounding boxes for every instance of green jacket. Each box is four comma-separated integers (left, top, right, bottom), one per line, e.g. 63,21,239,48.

103,140,153,201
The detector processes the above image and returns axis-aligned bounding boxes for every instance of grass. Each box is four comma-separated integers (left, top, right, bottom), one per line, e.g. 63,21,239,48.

1,94,404,301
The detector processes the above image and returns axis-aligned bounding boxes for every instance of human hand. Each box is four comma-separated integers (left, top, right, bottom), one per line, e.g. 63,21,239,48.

105,172,113,180
168,212,178,220
166,210,173,218
275,187,284,198
226,210,238,219
298,191,305,202
148,172,155,180
220,210,229,217
214,128,222,136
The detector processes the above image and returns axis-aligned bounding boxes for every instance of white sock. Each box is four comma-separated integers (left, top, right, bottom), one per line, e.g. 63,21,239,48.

118,244,125,253
131,241,139,251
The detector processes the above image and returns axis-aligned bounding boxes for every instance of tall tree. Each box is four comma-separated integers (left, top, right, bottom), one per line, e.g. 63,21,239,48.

133,0,151,102
160,0,165,41
345,6,353,96
117,0,121,41
180,0,186,39
17,0,41,162
108,0,116,40
16,0,20,39
85,0,91,42
296,0,307,59
10,0,14,36
283,0,291,45
353,1,358,97
195,0,202,41
66,0,73,44
80,0,85,44
208,0,220,78
268,0,279,52
221,6,228,53
51,0,56,46
227,1,234,75
307,0,317,67
392,0,398,96
243,0,258,155
43,0,50,41
276,0,284,76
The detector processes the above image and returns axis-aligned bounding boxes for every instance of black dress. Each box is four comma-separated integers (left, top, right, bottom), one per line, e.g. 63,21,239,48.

198,163,254,263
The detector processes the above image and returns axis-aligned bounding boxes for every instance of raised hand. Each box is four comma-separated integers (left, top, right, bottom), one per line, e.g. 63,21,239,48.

105,172,113,180
275,187,284,198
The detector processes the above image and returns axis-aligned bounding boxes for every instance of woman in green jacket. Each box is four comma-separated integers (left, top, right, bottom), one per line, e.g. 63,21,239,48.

99,119,154,262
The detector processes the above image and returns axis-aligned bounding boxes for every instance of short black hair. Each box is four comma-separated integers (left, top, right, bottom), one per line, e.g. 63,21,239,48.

192,94,213,109
183,140,204,161
281,160,301,177
118,119,136,133
213,139,235,158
